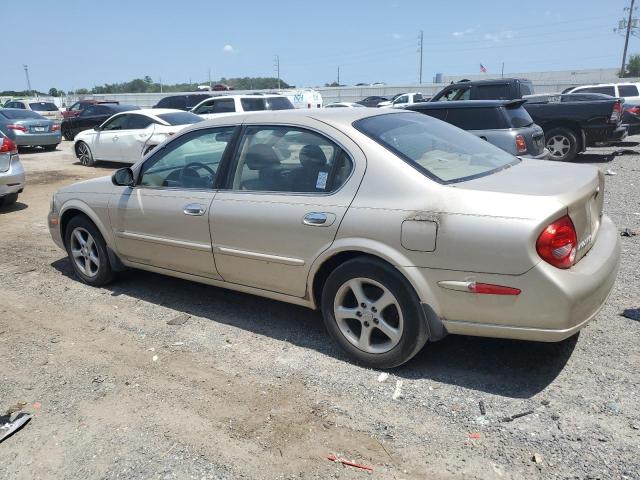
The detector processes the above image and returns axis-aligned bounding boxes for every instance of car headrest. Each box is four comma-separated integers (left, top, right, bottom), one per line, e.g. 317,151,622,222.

245,144,280,170
299,144,327,169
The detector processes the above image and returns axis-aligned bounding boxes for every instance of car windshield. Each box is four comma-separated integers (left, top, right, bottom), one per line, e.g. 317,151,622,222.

240,97,294,111
504,107,534,127
157,112,203,125
29,102,59,111
0,109,44,119
354,112,519,184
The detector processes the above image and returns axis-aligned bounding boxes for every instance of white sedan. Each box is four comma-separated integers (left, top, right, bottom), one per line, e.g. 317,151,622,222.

73,109,203,166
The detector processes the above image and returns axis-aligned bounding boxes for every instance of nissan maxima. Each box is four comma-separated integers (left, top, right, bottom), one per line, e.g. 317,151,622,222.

47,109,620,368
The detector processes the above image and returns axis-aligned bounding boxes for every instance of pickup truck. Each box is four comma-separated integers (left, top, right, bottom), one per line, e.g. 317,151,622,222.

378,92,429,108
431,79,626,161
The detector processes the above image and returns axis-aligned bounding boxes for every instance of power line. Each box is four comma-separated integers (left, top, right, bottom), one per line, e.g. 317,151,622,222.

619,0,637,76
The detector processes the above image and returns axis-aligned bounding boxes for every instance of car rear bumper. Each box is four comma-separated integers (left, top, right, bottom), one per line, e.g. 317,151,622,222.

415,215,620,342
622,123,640,136
607,125,628,142
14,133,61,146
522,148,550,160
0,155,26,197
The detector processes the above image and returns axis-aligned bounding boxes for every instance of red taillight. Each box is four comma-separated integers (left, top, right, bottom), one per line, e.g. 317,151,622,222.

626,105,640,116
515,134,527,153
609,100,622,123
0,137,17,153
468,282,521,295
7,124,27,132
51,124,61,132
536,215,577,269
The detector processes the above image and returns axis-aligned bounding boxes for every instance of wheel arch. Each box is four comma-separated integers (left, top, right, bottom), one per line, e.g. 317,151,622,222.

540,121,584,151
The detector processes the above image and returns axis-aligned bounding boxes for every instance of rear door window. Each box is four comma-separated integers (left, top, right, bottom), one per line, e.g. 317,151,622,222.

125,114,154,129
472,84,510,100
618,85,639,96
576,86,616,96
445,108,506,130
436,87,470,101
503,107,534,127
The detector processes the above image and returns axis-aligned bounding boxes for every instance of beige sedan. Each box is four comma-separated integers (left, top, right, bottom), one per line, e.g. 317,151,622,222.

48,109,620,368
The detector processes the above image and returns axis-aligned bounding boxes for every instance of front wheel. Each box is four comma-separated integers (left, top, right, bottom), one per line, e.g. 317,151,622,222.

64,216,114,286
546,127,578,162
321,257,429,368
76,141,95,166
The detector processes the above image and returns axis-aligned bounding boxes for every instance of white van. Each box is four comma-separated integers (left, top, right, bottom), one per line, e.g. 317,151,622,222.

564,83,640,102
191,94,294,119
278,89,323,109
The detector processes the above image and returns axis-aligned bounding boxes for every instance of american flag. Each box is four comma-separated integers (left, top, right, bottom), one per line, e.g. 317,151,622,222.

480,64,487,73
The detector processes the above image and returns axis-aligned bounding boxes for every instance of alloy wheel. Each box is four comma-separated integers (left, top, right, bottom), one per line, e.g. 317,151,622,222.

70,227,100,277
77,143,90,165
333,277,404,354
547,135,570,158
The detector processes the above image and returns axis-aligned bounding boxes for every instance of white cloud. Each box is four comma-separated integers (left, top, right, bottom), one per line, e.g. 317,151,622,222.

223,44,234,53
391,33,402,40
452,27,475,37
483,30,516,42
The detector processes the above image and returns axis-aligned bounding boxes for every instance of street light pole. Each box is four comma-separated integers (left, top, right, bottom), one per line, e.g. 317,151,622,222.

621,0,636,77
23,64,32,97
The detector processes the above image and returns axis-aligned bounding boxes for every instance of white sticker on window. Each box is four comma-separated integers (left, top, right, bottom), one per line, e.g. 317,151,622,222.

316,171,328,190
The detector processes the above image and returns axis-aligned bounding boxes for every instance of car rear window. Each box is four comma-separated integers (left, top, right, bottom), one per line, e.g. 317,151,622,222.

619,85,639,96
29,102,59,111
503,106,534,127
240,97,294,111
354,112,519,184
444,108,507,130
0,109,43,119
472,84,510,100
157,112,203,125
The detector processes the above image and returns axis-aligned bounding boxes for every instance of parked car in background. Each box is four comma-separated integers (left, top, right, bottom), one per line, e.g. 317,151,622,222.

48,109,619,368
562,82,640,102
191,94,294,119
432,79,626,161
378,92,428,108
3,99,63,121
61,104,140,141
356,96,388,107
0,109,61,150
73,109,203,166
62,100,119,119
153,94,212,111
324,102,366,108
278,89,323,109
0,131,25,207
621,101,640,135
407,100,549,159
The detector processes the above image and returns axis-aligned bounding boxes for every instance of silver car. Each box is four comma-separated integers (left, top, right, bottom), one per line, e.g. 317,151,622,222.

0,109,62,150
407,100,549,159
47,109,620,368
0,131,25,207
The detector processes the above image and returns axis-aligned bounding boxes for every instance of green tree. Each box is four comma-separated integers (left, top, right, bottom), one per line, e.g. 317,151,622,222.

48,88,60,97
624,54,640,77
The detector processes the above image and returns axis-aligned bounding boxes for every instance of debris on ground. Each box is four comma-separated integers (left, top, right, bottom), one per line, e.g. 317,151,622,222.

474,416,490,426
392,380,403,400
377,372,389,382
5,402,27,415
327,454,373,472
500,410,534,422
620,228,637,237
0,413,32,443
479,400,486,415
532,453,544,464
621,308,640,321
604,169,617,175
468,432,481,439
167,314,190,326
152,355,159,362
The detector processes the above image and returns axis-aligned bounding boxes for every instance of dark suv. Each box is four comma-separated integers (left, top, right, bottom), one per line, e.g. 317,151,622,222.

407,100,548,159
153,94,213,111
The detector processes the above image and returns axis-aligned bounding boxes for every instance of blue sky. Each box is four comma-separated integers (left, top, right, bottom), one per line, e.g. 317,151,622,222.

3,0,633,91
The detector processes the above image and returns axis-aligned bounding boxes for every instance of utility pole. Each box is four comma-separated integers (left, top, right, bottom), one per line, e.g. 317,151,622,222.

620,0,637,77
23,64,32,97
159,76,163,93
501,62,504,79
208,69,212,89
418,30,423,84
337,66,340,85
274,55,281,89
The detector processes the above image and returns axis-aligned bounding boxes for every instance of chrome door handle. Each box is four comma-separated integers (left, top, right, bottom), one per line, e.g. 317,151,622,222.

183,203,205,216
112,136,119,141
303,212,328,226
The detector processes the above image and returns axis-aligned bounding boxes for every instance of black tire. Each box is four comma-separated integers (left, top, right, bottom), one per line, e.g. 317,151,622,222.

0,193,18,208
320,257,429,369
76,141,95,166
63,126,74,141
64,215,114,286
43,144,57,151
545,127,578,162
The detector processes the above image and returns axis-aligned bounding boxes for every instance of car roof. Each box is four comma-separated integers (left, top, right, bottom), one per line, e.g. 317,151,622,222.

452,78,530,85
410,100,525,109
202,94,283,100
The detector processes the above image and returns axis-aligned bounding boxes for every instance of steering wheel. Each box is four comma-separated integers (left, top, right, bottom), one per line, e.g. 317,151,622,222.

178,162,216,187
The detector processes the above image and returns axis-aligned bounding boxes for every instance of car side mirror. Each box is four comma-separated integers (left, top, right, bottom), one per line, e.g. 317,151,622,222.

112,167,135,187
93,125,101,131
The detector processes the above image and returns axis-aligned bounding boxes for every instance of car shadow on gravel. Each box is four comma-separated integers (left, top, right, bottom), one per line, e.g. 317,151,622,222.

0,202,28,214
51,258,577,399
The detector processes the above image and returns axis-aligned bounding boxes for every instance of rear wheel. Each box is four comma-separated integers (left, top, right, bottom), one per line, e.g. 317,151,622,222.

546,127,578,162
0,193,18,208
321,257,429,368
64,216,114,286
43,144,57,151
63,126,74,141
76,142,95,166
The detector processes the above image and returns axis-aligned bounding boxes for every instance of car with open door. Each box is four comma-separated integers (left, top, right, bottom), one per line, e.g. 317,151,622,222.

48,109,620,368
61,104,140,141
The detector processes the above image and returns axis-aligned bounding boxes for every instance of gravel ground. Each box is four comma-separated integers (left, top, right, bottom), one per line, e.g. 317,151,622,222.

0,141,638,480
